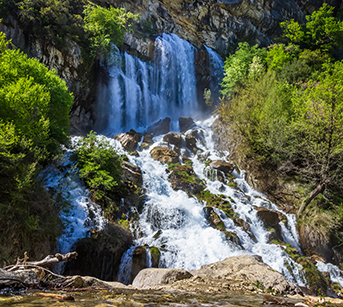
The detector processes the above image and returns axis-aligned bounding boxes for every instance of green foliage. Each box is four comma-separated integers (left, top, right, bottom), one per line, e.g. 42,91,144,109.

281,3,343,52
220,42,266,97
15,0,85,43
0,32,72,263
83,3,139,57
0,34,73,152
74,131,123,203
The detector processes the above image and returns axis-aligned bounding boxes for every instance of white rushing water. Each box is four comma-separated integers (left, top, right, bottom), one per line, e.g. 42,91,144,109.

116,116,306,286
40,152,105,271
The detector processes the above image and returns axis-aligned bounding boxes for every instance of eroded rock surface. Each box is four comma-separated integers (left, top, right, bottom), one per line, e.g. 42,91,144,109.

132,268,193,289
150,146,179,164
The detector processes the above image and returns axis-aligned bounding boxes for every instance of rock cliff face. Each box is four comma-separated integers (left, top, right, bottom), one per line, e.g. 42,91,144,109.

1,1,341,133
118,0,340,57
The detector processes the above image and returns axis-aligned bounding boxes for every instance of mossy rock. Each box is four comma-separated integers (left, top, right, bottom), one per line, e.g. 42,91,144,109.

149,246,161,268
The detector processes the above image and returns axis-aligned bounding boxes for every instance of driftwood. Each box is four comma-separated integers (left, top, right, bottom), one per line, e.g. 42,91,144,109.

6,251,78,272
0,252,78,289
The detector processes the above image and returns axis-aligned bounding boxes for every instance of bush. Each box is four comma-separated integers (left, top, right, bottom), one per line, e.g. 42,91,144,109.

83,3,139,57
74,131,123,204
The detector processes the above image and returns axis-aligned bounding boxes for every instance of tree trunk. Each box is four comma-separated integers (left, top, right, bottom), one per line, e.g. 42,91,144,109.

296,183,325,219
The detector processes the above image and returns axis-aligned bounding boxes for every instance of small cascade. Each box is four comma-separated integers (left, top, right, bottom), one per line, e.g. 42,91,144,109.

204,45,224,102
40,152,105,272
317,261,343,287
96,33,198,134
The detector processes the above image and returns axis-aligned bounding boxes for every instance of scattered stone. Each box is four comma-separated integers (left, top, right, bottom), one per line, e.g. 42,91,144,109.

150,146,179,164
132,268,193,289
147,117,171,136
179,117,195,133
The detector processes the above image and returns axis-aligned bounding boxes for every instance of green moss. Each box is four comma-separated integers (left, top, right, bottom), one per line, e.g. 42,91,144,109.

149,246,161,268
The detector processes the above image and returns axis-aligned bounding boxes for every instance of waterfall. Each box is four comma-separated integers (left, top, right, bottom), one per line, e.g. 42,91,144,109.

115,116,306,286
96,33,198,134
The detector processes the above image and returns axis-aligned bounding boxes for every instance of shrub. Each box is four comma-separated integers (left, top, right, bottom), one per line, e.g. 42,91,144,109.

74,131,123,203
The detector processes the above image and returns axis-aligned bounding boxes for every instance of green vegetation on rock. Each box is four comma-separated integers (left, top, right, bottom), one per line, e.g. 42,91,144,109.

73,131,123,217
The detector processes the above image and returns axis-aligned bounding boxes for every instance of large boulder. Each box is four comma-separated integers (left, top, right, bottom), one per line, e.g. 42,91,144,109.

131,246,147,282
121,161,143,186
114,130,141,152
163,132,182,148
210,160,235,175
64,224,133,281
150,146,179,164
192,255,302,295
132,268,193,289
179,117,195,133
168,164,205,195
147,117,171,136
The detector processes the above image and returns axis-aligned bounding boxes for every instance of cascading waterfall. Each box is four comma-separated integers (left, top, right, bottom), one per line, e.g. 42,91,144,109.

96,33,198,134
47,32,343,289
117,117,306,286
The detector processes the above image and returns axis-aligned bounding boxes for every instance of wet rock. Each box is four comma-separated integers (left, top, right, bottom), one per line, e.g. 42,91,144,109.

63,275,127,289
189,129,205,143
131,246,147,282
140,133,154,150
168,164,205,195
114,130,141,152
179,117,195,133
132,268,193,289
185,134,197,154
298,223,334,264
147,117,171,136
64,223,133,281
255,207,287,227
234,218,257,242
121,161,143,186
255,207,287,242
203,207,241,246
210,160,235,175
163,132,182,148
192,255,302,295
150,146,179,164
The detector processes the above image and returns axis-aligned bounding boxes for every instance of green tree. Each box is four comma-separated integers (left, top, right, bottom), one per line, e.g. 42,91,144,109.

220,42,266,98
281,3,343,52
83,3,139,57
288,60,343,217
0,34,73,153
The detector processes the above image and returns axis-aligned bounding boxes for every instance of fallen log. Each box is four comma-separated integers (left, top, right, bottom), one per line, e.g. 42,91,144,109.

6,252,78,272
